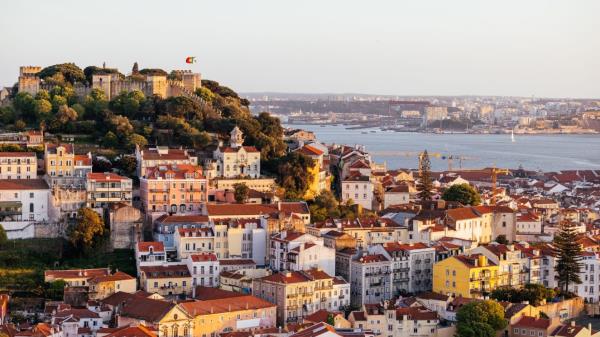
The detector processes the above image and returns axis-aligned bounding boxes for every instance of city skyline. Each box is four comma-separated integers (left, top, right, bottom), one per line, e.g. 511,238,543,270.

1,0,599,98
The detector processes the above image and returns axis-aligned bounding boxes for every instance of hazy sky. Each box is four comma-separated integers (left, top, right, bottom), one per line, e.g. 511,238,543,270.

1,0,599,98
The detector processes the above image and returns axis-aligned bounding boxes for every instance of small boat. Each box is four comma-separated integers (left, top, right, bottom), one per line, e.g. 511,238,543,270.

511,129,516,142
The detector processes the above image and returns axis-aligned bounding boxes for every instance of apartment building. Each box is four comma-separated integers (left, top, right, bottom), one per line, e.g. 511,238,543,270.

44,143,92,188
135,241,167,273
372,242,435,295
140,164,207,216
0,152,37,179
87,271,136,300
180,293,276,337
433,254,499,299
86,172,132,209
349,304,439,337
444,206,494,244
0,179,50,239
212,127,261,178
269,231,335,276
135,145,198,178
341,173,374,210
252,269,350,326
138,264,193,297
185,252,220,288
349,253,393,307
154,215,211,252
174,227,215,259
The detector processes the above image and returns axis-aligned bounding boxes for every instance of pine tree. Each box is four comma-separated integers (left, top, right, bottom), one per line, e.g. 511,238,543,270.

132,62,139,74
553,221,583,293
417,150,433,201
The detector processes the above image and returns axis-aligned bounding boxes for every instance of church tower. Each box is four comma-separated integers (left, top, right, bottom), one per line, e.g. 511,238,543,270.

230,126,244,149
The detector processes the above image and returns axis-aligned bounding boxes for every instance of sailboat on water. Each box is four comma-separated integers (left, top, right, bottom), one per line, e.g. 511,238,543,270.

511,129,516,143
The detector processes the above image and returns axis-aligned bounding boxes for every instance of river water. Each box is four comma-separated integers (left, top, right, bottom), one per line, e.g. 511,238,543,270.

287,124,600,171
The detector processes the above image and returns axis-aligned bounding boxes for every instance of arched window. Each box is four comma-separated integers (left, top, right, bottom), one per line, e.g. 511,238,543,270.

183,325,189,337
162,326,168,337
172,324,179,337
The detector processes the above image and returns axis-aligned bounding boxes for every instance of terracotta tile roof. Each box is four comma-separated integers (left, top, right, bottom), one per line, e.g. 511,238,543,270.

118,297,179,322
350,311,366,321
105,326,156,337
417,292,449,301
289,323,337,337
145,164,204,180
207,202,308,217
177,227,214,237
453,254,496,268
136,241,165,253
54,308,99,319
349,160,370,169
513,316,551,329
0,179,49,190
139,265,190,279
189,253,217,262
194,286,246,300
218,146,259,153
218,259,256,266
181,295,275,316
298,145,324,156
155,215,210,224
383,242,430,252
74,155,92,166
87,172,129,182
88,271,135,284
0,152,36,157
550,324,585,337
304,309,340,324
395,307,438,321
45,143,73,154
45,268,110,280
258,269,332,284
354,254,389,264
140,148,192,161
446,207,482,221
518,212,540,222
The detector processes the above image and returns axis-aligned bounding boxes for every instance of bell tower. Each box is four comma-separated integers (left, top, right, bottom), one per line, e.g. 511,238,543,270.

230,126,244,149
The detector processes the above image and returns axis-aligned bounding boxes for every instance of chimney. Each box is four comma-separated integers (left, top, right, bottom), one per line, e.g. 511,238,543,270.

478,255,486,267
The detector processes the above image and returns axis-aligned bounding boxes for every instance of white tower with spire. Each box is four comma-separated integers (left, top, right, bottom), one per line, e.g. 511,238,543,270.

230,126,244,149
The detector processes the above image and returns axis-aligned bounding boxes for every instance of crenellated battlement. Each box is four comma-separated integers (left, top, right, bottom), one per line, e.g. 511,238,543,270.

16,63,202,101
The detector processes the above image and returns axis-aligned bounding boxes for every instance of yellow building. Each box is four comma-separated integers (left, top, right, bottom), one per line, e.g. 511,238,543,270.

139,264,193,297
180,294,276,337
433,254,498,299
87,271,136,300
297,145,330,199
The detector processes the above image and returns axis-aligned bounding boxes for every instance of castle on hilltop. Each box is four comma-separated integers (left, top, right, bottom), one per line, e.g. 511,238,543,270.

17,64,202,101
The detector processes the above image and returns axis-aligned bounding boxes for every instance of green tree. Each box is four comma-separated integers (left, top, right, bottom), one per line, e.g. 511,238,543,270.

38,63,86,85
416,150,433,201
274,152,313,199
84,89,109,119
13,92,36,120
126,133,148,150
326,314,335,326
0,106,16,125
34,99,53,120
0,224,7,248
45,280,66,300
442,183,481,206
115,155,137,177
554,221,583,293
490,284,556,306
68,207,105,249
102,131,119,148
35,89,51,101
195,87,216,104
14,120,26,131
309,190,341,222
495,234,509,245
456,300,507,337
233,183,250,203
55,105,78,124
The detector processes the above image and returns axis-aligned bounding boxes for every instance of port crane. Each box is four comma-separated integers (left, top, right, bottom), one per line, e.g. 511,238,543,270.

369,151,476,170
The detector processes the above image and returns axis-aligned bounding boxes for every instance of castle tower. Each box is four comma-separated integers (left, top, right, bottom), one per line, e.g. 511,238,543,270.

146,75,167,98
18,66,42,95
182,72,201,92
92,74,113,100
230,126,244,149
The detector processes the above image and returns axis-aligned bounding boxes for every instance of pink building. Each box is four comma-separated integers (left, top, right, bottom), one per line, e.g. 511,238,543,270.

140,164,207,217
